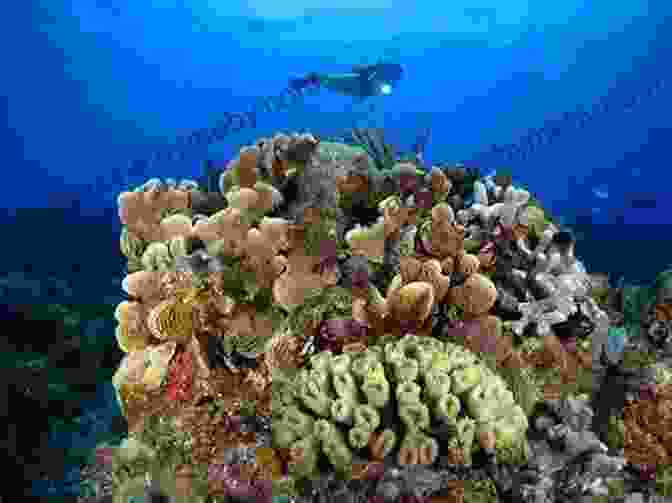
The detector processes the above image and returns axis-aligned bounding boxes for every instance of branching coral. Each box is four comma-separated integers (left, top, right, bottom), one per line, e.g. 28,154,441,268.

271,334,529,482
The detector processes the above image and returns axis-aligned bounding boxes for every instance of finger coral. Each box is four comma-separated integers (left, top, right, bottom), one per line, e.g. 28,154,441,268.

118,182,191,242
121,270,163,301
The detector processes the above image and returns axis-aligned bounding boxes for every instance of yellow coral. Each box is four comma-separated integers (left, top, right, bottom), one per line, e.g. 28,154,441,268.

146,297,195,343
115,325,150,353
115,301,150,353
366,365,386,385
390,282,435,322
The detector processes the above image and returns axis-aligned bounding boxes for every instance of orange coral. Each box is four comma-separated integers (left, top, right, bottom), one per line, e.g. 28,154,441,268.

430,168,452,195
237,148,259,188
623,384,672,466
398,446,420,465
122,270,164,301
265,332,306,372
655,303,672,321
117,188,190,242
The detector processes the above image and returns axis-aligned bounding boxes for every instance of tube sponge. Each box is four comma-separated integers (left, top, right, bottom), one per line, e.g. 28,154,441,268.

396,381,422,405
331,398,355,426
329,353,352,376
399,402,431,431
348,426,372,449
287,436,320,479
456,417,477,465
450,365,483,395
332,372,358,402
361,375,390,408
272,334,530,476
353,404,380,432
283,406,316,436
423,369,453,401
350,352,382,381
391,357,420,382
299,377,332,417
434,393,461,424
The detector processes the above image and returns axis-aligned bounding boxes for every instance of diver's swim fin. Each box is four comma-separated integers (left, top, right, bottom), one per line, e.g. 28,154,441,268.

289,72,322,92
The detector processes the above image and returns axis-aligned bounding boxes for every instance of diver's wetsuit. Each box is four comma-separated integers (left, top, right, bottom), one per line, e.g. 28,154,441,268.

289,62,404,100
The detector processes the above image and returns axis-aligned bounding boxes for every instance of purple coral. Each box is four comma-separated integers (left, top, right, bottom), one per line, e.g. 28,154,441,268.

560,336,578,353
317,238,339,271
318,318,368,352
223,415,243,433
399,173,418,193
94,447,115,467
414,189,433,210
638,383,657,401
636,464,657,482
352,269,370,290
209,463,267,501
399,320,417,335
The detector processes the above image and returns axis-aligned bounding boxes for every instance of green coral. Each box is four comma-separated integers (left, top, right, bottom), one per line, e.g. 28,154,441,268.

656,464,672,498
621,348,657,370
271,335,530,482
140,236,190,272
284,286,353,336
654,364,672,386
120,226,147,270
605,414,625,451
109,415,209,503
622,284,655,329
304,209,337,256
219,330,272,358
463,478,499,503
480,352,541,417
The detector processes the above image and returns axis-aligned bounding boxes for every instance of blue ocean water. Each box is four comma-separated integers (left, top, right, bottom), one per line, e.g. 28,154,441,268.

2,0,672,498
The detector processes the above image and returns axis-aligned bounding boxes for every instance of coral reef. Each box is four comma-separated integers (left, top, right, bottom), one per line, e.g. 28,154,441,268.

92,132,672,503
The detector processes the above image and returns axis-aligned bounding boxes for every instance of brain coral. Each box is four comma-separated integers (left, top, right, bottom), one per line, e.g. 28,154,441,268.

271,334,529,480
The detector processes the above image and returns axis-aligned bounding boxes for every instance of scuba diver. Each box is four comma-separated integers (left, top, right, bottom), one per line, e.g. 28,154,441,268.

289,60,405,102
